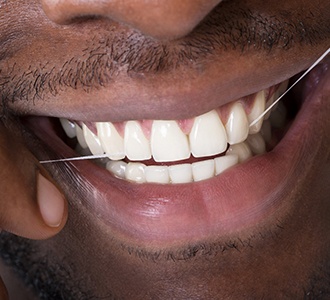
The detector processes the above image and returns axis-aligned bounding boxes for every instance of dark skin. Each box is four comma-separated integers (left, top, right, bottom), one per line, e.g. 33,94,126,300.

0,0,329,298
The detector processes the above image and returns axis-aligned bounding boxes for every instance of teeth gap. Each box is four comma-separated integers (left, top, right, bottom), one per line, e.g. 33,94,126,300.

58,82,292,184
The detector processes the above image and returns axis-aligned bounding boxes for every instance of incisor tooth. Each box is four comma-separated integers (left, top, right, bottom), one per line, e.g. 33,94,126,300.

83,124,104,155
124,121,151,161
189,110,227,158
168,164,193,184
145,166,170,184
97,122,125,160
248,90,266,134
192,159,215,182
225,102,249,145
214,154,238,175
125,163,146,183
226,142,252,163
151,120,190,162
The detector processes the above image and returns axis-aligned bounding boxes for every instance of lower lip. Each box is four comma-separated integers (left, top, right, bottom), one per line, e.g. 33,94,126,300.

27,66,328,247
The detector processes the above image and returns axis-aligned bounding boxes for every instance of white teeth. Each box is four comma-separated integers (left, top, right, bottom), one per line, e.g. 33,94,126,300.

248,90,266,134
168,164,193,184
214,154,239,175
59,82,289,184
225,102,249,145
97,122,125,160
192,159,215,182
125,163,146,183
82,124,104,155
246,133,266,155
145,166,170,184
151,120,190,162
189,110,227,158
124,121,151,161
60,118,76,138
106,160,127,179
75,124,88,149
226,142,252,163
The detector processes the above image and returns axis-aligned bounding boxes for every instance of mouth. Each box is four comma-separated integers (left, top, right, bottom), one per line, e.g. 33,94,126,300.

24,58,329,247
58,81,289,184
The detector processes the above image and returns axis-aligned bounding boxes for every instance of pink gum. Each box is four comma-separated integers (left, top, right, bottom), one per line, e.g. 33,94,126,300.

83,83,284,138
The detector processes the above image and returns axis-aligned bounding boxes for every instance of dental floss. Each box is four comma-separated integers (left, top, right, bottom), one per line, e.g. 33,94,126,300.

40,47,330,164
40,154,111,164
249,47,330,127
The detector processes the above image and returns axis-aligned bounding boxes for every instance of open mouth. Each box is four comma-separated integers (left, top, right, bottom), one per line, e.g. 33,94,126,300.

57,81,289,184
24,58,329,246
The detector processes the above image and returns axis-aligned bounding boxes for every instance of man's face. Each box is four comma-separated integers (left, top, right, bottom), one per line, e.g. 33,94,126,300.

0,0,329,298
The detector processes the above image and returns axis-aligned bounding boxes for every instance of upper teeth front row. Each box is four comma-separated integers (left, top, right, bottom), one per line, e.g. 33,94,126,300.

60,84,287,183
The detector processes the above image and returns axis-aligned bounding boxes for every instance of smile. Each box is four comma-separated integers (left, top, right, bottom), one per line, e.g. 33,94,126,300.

24,55,329,247
59,81,289,184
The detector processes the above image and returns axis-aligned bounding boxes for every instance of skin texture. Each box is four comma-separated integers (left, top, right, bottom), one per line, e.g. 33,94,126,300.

0,0,329,299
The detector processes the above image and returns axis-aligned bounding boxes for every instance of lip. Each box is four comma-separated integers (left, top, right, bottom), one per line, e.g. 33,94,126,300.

8,45,323,123
24,62,329,248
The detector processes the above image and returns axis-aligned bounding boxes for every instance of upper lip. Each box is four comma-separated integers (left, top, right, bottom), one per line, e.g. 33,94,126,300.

7,49,322,123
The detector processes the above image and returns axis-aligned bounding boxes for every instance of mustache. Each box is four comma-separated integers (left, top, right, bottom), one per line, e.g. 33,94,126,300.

0,4,328,107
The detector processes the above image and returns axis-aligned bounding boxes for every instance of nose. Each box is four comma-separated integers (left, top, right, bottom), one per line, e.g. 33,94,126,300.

41,0,222,40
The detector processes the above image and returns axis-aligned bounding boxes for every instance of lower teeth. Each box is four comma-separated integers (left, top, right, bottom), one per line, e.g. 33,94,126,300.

73,116,280,184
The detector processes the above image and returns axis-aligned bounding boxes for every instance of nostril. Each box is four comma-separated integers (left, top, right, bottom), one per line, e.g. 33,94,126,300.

41,0,223,40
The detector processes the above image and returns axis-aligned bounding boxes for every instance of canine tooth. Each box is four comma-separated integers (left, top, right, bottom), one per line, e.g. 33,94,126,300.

125,163,146,183
248,90,266,134
192,159,215,182
75,124,88,149
82,124,104,155
97,122,125,160
106,161,127,179
225,102,249,145
151,120,190,162
189,110,227,157
246,133,266,155
145,166,170,184
214,154,239,175
124,121,151,161
60,118,76,138
226,142,252,163
168,164,193,184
